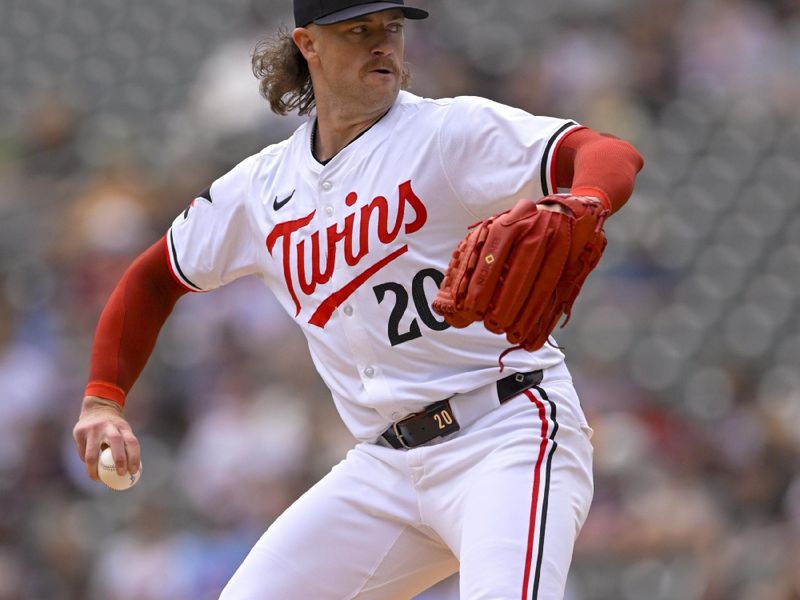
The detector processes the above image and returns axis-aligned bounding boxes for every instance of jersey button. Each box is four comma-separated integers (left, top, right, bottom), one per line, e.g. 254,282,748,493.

325,205,334,216
343,305,353,316
391,412,402,421
321,181,332,191
363,366,375,378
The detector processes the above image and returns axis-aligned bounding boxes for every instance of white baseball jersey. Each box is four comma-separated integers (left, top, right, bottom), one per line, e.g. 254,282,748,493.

167,91,582,442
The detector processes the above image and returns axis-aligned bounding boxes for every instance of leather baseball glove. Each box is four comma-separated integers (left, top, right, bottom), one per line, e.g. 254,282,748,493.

432,194,610,354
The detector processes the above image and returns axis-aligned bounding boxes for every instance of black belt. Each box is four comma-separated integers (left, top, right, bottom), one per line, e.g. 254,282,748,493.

380,369,544,450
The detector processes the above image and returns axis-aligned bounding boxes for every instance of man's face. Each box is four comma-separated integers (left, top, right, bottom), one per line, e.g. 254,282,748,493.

300,9,406,115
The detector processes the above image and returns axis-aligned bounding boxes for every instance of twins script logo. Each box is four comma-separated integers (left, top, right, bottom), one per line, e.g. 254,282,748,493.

266,180,428,328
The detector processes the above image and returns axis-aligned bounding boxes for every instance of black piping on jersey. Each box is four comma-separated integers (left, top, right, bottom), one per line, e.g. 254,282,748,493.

168,229,203,291
310,108,391,166
529,384,559,600
539,121,578,196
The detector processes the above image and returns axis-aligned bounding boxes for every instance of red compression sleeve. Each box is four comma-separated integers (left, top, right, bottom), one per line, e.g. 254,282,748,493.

85,236,190,406
554,127,644,214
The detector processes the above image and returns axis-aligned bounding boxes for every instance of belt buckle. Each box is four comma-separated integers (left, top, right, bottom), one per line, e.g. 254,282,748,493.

392,413,418,449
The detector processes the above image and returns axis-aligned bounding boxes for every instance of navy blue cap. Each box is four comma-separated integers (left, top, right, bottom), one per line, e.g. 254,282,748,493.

294,0,428,27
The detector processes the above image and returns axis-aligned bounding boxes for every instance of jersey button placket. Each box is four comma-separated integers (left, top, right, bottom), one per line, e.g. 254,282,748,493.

321,180,334,218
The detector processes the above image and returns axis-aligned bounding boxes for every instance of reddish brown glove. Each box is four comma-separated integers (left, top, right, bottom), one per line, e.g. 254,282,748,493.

432,194,609,351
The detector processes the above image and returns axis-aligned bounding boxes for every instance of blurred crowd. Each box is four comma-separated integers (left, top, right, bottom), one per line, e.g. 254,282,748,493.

1,0,799,598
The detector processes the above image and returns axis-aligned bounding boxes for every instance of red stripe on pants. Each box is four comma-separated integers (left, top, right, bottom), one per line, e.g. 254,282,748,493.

521,389,550,600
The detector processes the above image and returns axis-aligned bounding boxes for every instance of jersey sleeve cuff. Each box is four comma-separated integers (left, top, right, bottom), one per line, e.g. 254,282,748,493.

163,230,205,292
569,185,612,211
541,122,584,197
85,381,126,407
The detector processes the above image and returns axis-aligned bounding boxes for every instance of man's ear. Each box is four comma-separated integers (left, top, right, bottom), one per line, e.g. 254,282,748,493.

292,27,317,61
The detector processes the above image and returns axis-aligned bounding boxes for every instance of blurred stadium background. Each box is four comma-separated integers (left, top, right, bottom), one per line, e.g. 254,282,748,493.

1,0,799,598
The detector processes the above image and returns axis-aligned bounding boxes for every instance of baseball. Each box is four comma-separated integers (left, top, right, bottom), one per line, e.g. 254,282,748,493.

98,447,141,491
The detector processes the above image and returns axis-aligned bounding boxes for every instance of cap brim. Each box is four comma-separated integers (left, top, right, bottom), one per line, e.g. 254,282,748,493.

314,2,428,25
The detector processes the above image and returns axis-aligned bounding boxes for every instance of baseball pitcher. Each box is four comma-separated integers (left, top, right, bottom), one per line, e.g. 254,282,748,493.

73,1,644,598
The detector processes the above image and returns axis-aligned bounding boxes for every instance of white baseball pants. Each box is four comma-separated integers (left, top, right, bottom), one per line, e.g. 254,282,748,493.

220,362,594,600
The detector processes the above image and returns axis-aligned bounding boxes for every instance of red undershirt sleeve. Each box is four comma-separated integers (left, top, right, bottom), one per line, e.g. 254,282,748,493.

554,127,645,214
85,235,190,406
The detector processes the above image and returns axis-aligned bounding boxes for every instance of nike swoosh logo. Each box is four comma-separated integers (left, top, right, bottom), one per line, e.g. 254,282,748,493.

273,190,295,211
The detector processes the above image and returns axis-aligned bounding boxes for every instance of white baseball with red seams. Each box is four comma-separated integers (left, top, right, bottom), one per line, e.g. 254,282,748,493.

98,447,141,491
168,91,594,599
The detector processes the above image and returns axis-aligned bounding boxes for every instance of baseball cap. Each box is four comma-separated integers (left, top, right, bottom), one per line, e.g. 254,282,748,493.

294,0,428,27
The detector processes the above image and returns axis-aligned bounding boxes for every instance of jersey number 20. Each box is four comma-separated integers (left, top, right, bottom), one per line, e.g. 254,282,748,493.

373,268,450,346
